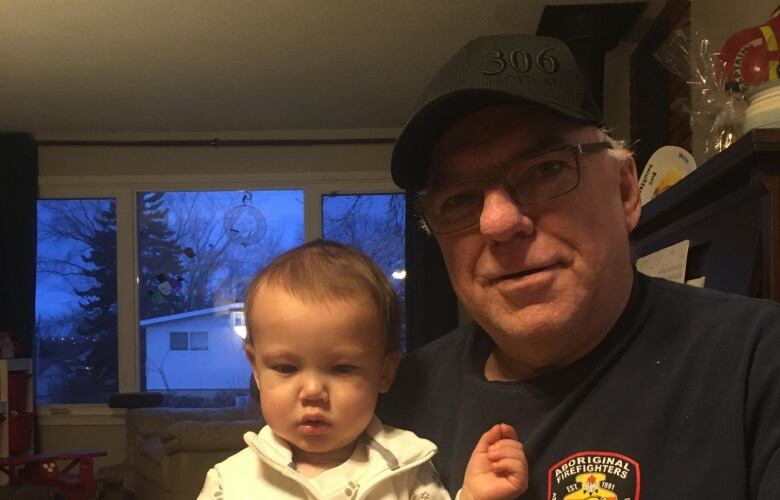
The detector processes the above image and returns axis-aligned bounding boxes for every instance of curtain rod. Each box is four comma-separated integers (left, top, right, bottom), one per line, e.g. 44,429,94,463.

35,137,396,147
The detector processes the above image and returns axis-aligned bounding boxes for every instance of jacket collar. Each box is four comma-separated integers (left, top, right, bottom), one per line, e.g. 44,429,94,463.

245,415,438,473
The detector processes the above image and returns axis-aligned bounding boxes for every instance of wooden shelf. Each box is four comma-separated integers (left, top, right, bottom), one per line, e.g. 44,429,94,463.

5,359,32,373
0,358,34,468
634,128,780,240
631,129,780,301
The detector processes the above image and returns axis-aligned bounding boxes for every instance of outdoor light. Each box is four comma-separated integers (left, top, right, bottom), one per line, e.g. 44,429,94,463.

391,270,407,280
231,310,246,339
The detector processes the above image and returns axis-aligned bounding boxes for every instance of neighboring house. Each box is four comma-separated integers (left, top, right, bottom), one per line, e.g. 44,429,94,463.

140,303,250,390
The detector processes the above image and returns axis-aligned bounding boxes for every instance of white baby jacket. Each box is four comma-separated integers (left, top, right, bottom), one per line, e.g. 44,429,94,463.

197,416,453,500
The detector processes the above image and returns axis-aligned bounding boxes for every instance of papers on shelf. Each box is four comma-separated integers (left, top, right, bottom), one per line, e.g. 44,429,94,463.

636,240,690,283
685,276,706,288
636,240,708,288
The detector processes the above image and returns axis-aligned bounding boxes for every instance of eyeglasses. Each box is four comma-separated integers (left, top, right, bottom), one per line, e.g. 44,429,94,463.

417,142,613,234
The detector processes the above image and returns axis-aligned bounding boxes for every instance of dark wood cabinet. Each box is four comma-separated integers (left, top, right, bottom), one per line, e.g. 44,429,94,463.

630,128,780,302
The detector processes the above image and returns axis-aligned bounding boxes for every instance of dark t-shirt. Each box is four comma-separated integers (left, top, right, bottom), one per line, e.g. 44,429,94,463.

377,273,780,499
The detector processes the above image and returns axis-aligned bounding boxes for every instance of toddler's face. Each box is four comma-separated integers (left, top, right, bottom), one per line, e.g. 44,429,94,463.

245,286,398,459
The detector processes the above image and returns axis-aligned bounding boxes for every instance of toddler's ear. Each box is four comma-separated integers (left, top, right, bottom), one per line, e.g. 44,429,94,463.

379,350,402,393
244,343,261,386
244,343,257,365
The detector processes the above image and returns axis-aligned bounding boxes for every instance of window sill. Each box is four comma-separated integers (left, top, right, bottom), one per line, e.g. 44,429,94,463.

37,405,126,426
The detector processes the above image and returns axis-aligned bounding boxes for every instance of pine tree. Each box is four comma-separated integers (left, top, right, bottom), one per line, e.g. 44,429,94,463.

74,200,118,402
137,192,186,320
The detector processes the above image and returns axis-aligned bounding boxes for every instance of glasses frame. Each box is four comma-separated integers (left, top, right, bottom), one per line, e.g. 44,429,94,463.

417,141,614,234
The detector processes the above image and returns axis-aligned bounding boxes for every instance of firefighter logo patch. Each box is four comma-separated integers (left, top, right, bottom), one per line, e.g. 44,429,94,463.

547,451,640,500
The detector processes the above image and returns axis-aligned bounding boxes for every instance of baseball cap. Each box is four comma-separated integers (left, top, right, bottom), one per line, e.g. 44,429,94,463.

391,34,603,191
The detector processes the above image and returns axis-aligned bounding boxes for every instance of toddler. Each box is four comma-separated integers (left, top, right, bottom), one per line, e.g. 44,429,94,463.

198,240,527,499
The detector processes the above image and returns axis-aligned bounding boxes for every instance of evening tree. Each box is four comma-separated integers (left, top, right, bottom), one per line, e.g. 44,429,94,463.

137,192,186,320
72,200,118,402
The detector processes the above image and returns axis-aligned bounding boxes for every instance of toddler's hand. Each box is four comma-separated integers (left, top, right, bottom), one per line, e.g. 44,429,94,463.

461,423,527,500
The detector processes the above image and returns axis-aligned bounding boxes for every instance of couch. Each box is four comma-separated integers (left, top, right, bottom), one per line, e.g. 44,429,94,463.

124,403,262,500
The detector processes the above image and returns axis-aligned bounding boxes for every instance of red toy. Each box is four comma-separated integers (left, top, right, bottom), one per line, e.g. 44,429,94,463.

0,449,107,500
719,5,780,89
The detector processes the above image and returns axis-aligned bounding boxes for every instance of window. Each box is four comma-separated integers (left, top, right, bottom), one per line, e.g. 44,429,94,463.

137,190,303,406
322,193,407,349
168,331,208,351
169,332,188,351
35,167,401,410
35,199,119,405
190,332,208,351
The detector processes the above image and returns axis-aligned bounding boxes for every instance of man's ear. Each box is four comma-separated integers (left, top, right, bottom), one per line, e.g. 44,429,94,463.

618,156,642,233
379,350,402,393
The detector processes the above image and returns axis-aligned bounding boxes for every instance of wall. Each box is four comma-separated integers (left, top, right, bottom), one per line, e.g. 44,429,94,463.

38,133,395,179
693,0,777,62
37,415,128,477
604,41,637,142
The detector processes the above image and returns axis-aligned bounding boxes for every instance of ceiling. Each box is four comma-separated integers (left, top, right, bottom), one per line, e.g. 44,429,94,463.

0,0,664,138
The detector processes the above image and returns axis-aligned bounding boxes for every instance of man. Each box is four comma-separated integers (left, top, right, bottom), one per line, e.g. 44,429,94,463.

378,34,780,499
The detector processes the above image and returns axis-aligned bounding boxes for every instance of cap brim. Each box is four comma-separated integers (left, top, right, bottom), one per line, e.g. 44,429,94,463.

391,89,601,191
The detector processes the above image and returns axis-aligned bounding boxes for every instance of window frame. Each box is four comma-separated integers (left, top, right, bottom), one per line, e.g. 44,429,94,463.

37,170,400,418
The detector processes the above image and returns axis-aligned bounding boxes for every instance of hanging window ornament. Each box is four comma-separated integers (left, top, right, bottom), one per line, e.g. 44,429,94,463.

223,191,267,247
147,272,184,303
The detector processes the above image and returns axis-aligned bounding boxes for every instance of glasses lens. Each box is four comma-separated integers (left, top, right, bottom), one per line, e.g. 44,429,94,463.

420,146,593,234
421,183,483,233
506,149,580,205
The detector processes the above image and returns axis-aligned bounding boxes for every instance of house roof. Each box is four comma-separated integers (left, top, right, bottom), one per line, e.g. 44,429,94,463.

140,303,244,327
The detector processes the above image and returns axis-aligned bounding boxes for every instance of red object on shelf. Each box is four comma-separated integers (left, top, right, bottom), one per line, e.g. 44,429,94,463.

8,412,34,454
719,5,780,88
7,372,31,412
0,449,107,500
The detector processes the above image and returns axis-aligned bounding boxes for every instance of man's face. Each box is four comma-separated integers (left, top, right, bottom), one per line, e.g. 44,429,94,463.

427,104,641,374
